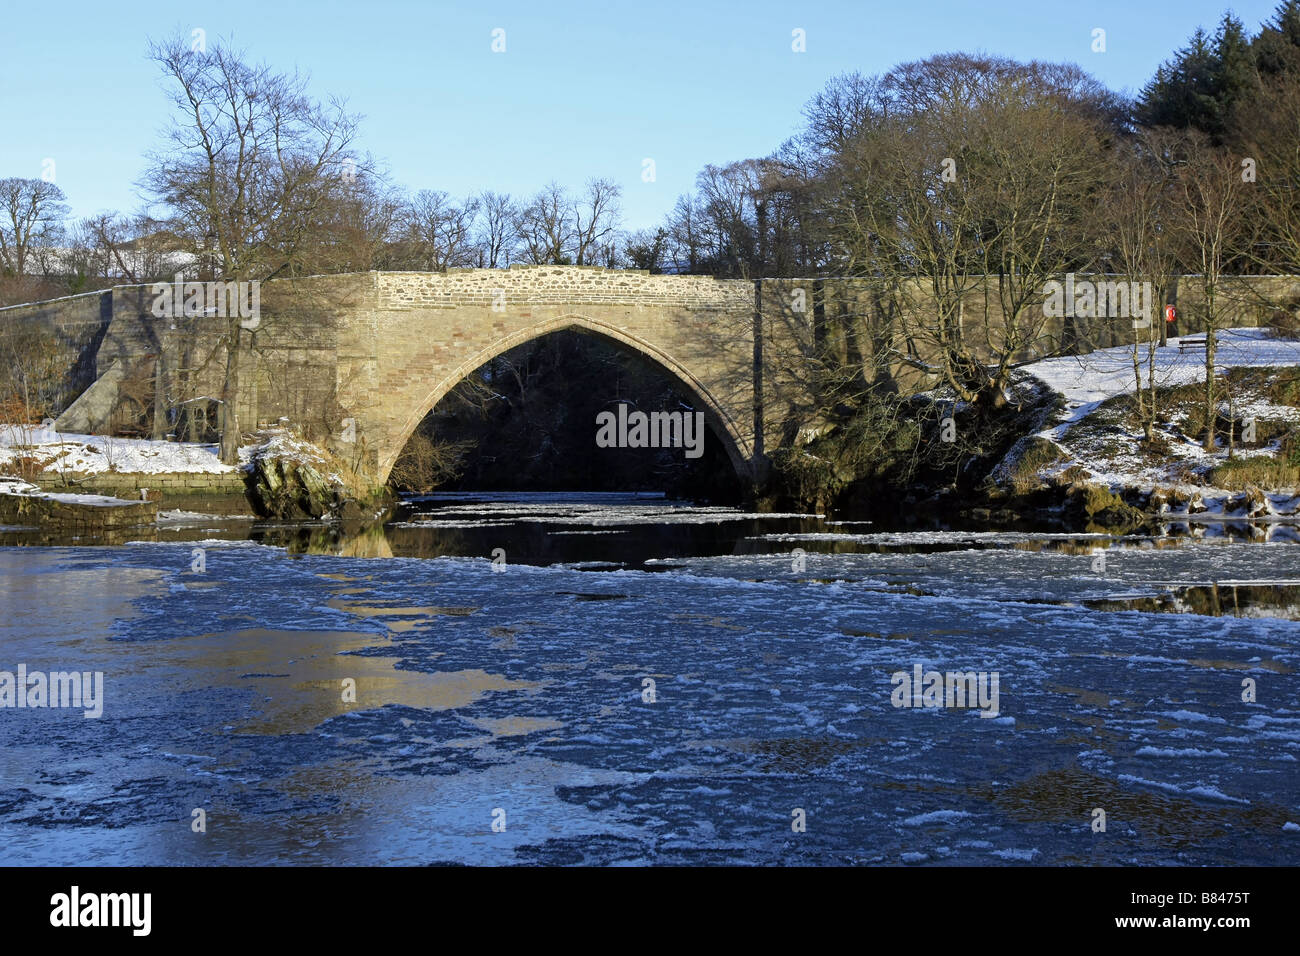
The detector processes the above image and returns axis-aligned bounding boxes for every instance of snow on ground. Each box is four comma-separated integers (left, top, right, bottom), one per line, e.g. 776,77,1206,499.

0,424,341,480
1018,330,1300,498
1024,329,1300,412
0,473,151,506
237,428,358,490
0,426,235,475
0,477,41,495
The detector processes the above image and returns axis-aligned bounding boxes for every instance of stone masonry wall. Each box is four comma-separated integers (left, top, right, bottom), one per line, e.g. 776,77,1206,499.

10,268,1300,489
29,471,252,513
0,492,157,532
346,269,759,481
0,289,114,410
376,267,753,310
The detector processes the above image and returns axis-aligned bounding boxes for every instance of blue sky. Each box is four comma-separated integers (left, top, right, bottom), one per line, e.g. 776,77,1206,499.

0,0,1285,230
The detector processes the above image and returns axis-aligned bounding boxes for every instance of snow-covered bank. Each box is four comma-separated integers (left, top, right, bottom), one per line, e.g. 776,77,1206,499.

0,424,354,480
1010,330,1300,519
0,425,389,526
0,475,147,507
0,474,158,533
0,426,235,475
1024,328,1300,412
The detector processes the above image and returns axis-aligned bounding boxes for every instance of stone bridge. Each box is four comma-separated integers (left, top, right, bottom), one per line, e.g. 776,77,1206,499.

3,266,1287,488
2,269,776,484
343,270,766,482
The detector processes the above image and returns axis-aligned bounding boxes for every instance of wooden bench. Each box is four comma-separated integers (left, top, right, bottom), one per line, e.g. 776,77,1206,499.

1178,336,1206,354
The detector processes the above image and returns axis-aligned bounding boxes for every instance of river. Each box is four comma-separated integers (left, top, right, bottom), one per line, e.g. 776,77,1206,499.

1,493,1298,864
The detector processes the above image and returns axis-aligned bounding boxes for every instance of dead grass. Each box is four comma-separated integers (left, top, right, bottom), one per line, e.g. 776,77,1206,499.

1005,436,1063,495
1208,456,1300,491
1056,366,1300,492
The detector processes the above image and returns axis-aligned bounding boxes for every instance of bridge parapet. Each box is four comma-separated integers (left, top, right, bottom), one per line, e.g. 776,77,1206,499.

375,267,753,311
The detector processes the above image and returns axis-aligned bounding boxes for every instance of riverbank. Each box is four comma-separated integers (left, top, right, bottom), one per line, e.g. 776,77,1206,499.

5,328,1299,537
0,476,158,536
990,330,1300,529
770,330,1300,532
0,426,391,530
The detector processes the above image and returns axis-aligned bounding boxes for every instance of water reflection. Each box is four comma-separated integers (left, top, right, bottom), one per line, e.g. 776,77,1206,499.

6,490,1300,562
142,627,541,735
7,492,1300,622
1086,584,1300,618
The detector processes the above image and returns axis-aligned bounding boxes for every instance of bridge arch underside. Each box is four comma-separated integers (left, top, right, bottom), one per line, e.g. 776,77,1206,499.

374,316,754,489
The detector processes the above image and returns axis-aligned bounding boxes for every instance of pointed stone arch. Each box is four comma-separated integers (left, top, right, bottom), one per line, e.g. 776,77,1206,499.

376,313,754,486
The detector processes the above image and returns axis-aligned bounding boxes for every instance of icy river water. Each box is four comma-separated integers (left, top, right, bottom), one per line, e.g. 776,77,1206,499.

1,493,1299,865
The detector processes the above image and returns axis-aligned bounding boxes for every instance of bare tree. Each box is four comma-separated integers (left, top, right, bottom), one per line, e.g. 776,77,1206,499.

142,33,362,463
474,190,517,268
60,213,181,287
696,161,763,276
403,190,480,271
818,54,1116,409
1168,133,1257,450
308,166,405,273
1101,130,1184,440
515,182,573,264
665,194,705,273
800,72,887,155
572,177,622,265
0,178,68,278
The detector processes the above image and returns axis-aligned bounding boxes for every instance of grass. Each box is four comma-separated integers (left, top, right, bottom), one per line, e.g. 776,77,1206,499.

1206,456,1300,491
1229,365,1300,407
1046,365,1300,494
1005,436,1063,495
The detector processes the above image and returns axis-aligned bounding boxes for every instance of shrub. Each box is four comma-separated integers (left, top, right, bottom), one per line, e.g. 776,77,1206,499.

387,432,474,493
1139,431,1174,456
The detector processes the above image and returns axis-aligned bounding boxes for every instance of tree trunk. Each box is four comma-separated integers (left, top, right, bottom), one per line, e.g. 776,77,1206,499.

1203,297,1217,453
219,322,242,464
1162,275,1178,348
1132,345,1146,435
152,336,169,440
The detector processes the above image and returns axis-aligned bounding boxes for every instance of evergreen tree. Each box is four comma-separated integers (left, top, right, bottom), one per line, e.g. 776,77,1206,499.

1213,13,1261,130
1137,28,1220,134
1253,0,1300,77
1136,15,1258,143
